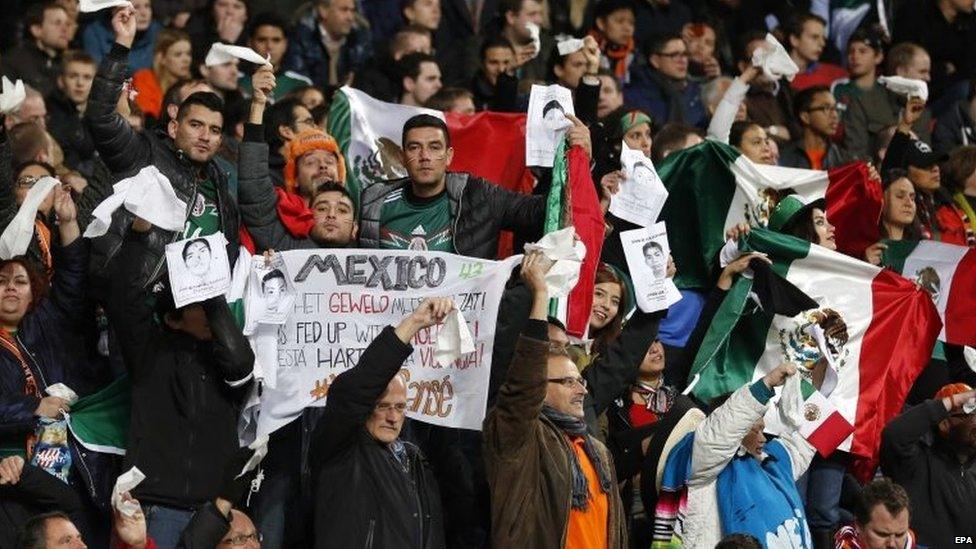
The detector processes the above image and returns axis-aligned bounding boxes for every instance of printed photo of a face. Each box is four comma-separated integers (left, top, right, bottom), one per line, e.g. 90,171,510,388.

632,162,655,187
542,100,567,132
182,238,212,279
262,269,287,313
643,240,667,279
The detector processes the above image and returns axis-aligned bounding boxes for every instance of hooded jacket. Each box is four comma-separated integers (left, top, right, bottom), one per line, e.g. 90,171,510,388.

358,174,545,260
84,43,241,298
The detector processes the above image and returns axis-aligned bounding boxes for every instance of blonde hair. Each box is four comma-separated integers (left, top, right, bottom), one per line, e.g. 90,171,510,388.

152,28,191,93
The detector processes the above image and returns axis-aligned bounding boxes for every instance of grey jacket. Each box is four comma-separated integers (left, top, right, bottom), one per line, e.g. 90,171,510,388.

358,174,545,259
843,84,932,160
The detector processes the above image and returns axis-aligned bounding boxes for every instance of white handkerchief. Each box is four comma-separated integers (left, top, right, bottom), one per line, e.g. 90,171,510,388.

84,166,188,238
45,384,79,405
777,371,803,432
524,227,586,298
751,33,799,82
0,176,59,259
111,467,146,517
80,0,132,12
238,436,269,478
877,76,929,102
557,37,585,56
205,43,270,67
435,309,476,366
0,76,26,114
526,22,541,60
964,346,976,374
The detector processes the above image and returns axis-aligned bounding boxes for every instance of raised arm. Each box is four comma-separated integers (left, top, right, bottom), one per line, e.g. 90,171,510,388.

483,251,550,457
309,298,452,464
201,297,254,389
707,67,755,143
38,189,88,327
83,6,151,174
880,390,972,480
582,310,662,418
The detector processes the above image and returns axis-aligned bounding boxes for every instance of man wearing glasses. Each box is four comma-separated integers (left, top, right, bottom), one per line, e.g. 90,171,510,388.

358,114,545,258
624,33,707,128
485,251,628,549
880,383,976,547
780,85,854,170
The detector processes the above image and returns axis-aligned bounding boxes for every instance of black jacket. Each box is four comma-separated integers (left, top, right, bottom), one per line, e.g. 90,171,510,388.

358,174,545,260
310,326,445,549
778,140,855,170
0,463,82,548
47,90,96,177
106,233,254,509
2,41,60,98
880,399,976,547
84,43,241,297
932,99,976,156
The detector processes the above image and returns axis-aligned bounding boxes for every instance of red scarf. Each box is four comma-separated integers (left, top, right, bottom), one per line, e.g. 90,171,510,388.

274,187,314,238
589,30,635,80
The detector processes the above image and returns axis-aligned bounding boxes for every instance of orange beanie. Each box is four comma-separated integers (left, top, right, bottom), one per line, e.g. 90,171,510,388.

283,129,346,193
935,382,973,402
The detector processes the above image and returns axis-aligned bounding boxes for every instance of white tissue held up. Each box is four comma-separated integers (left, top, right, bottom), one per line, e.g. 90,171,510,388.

526,22,541,59
45,384,79,406
524,227,586,298
111,467,146,517
434,309,476,367
877,76,929,102
238,436,269,478
0,176,59,259
751,33,799,82
0,76,26,114
84,166,188,238
557,37,586,56
205,43,272,67
80,0,133,12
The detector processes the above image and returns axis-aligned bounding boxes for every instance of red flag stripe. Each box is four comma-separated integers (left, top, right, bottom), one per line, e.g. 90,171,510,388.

944,248,976,345
807,412,854,458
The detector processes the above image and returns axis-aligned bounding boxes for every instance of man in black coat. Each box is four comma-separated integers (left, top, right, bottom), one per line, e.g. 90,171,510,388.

310,297,451,549
84,6,241,295
880,383,976,547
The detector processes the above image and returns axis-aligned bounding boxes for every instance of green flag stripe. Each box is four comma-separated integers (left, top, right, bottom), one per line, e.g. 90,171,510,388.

326,91,359,209
879,239,919,273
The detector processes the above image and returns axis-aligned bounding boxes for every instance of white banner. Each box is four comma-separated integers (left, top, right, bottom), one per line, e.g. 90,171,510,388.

253,249,521,438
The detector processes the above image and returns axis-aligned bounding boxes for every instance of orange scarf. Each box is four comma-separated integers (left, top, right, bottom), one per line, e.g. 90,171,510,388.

589,30,635,80
0,328,40,455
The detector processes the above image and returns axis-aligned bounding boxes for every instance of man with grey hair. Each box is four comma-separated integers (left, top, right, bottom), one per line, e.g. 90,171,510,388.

5,87,47,131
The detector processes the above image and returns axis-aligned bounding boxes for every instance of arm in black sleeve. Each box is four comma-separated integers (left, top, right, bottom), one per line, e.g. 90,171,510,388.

83,43,151,173
0,463,82,513
880,399,948,480
201,297,254,387
309,327,413,464
177,502,232,549
488,282,533,406
583,310,664,417
485,180,547,244
106,232,162,379
488,72,519,113
574,76,600,127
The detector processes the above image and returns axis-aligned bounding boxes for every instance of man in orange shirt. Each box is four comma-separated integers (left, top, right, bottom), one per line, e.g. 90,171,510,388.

484,250,626,549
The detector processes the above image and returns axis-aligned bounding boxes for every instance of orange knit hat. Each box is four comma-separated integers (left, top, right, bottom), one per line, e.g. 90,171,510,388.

283,129,346,193
935,382,973,402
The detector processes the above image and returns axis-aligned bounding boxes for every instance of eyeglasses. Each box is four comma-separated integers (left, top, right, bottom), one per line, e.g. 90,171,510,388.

221,532,263,546
375,402,408,413
547,376,587,389
16,176,40,188
655,50,689,59
806,104,842,115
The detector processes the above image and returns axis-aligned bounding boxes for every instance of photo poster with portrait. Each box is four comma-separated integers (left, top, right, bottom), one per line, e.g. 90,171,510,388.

609,141,668,227
621,223,682,313
245,253,297,328
164,232,232,308
525,84,575,168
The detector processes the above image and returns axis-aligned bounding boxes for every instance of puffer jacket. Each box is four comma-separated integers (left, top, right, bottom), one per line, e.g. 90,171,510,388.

106,233,254,509
283,21,372,88
84,43,241,296
310,327,445,549
483,320,628,549
358,174,545,260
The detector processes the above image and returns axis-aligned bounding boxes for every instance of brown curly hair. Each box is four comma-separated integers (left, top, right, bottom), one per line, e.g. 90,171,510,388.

0,257,49,314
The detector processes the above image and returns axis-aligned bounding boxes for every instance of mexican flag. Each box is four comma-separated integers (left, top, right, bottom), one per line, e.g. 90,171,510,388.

776,377,855,458
883,239,976,346
327,87,533,210
67,375,131,455
657,141,878,289
689,228,941,459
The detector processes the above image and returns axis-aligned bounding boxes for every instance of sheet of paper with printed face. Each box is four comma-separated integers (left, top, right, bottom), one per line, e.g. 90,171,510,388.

245,253,297,328
609,141,668,227
165,232,231,308
620,223,682,313
525,84,575,167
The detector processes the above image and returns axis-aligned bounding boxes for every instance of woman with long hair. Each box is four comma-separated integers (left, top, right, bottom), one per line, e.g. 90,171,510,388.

130,28,192,122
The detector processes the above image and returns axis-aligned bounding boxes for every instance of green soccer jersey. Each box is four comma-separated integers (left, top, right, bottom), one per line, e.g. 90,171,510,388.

183,179,220,239
379,188,454,252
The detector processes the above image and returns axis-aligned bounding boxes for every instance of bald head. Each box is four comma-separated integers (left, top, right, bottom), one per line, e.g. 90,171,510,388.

365,373,408,444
